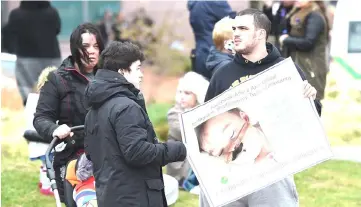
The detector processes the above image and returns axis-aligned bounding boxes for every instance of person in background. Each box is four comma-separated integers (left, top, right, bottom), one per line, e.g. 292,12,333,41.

112,12,129,42
263,0,295,53
206,16,235,77
279,0,330,101
187,0,236,80
98,10,114,46
2,0,62,106
182,17,235,193
33,23,105,204
23,66,57,196
166,71,209,194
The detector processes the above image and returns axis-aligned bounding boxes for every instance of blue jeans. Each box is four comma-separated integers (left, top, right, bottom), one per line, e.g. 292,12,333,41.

182,170,199,191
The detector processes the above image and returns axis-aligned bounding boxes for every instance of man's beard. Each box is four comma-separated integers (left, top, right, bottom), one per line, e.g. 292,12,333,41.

235,35,257,55
236,46,253,55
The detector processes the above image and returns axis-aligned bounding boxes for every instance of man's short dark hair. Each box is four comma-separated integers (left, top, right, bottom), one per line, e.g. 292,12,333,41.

237,8,271,39
99,41,145,72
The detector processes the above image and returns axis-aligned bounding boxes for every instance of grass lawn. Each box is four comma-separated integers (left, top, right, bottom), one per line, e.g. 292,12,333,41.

2,140,361,207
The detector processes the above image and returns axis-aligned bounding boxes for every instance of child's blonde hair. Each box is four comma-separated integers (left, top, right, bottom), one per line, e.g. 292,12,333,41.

213,16,234,51
36,66,57,92
176,72,209,105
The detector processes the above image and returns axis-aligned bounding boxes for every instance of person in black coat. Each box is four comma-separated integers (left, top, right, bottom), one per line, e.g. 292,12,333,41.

33,23,105,204
84,41,187,207
2,0,62,106
262,0,295,52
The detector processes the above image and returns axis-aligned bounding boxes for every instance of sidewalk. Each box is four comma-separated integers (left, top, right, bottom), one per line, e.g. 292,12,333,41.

331,146,361,163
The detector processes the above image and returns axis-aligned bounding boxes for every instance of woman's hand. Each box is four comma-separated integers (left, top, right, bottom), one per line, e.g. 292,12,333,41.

52,124,74,139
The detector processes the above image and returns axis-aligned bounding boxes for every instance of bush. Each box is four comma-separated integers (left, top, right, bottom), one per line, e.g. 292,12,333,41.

147,102,173,142
154,124,169,142
118,14,191,76
146,43,191,76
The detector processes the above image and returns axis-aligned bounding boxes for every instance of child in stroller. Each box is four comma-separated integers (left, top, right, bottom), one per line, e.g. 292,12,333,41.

64,153,97,207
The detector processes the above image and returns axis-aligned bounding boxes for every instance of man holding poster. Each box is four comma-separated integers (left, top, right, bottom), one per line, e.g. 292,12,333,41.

196,8,324,207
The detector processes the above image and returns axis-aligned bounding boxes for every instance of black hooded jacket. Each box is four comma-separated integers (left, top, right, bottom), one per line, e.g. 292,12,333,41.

34,56,92,163
205,43,322,115
34,56,91,141
83,69,187,207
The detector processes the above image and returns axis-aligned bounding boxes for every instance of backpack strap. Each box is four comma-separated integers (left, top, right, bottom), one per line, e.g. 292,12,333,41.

54,71,72,126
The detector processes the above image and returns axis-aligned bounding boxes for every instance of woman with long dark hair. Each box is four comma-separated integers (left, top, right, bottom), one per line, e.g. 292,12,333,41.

33,23,104,204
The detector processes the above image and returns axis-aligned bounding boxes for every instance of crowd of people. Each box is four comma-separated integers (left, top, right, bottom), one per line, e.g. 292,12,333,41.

2,0,333,206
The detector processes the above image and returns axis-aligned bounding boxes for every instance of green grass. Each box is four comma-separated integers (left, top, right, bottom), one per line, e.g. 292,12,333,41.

295,160,361,207
147,102,173,125
322,71,361,146
2,140,361,207
147,102,173,141
1,103,361,207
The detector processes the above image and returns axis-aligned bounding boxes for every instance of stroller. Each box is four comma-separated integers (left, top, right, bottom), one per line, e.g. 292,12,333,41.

24,125,180,206
24,125,85,207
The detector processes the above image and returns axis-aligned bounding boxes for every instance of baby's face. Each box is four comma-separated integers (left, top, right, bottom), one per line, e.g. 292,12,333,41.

200,110,250,163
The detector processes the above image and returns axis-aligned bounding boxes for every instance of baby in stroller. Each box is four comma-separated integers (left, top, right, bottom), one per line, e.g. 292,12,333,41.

65,153,97,207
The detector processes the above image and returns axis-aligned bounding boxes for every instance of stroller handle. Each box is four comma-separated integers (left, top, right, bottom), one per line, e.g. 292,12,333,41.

45,125,84,194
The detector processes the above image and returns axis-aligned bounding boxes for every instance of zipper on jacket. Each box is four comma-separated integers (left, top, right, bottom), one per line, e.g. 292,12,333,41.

65,68,90,82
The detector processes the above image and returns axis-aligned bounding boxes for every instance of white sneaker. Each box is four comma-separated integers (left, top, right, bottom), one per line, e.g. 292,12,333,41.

40,166,53,196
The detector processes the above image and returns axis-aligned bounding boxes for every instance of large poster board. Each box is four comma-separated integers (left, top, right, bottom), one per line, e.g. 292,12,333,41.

179,58,333,207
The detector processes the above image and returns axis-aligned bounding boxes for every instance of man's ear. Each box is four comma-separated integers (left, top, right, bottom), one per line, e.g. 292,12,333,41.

258,29,267,40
